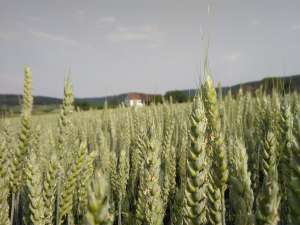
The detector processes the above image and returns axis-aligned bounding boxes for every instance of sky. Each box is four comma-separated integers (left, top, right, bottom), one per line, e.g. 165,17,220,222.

1,0,300,98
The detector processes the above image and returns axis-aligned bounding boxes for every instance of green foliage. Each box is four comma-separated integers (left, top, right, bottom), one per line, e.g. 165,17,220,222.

288,118,300,224
161,109,176,207
78,151,96,217
26,153,46,225
0,141,10,225
11,66,33,192
203,75,228,225
278,99,293,225
165,90,189,103
203,76,228,190
136,126,164,225
2,66,300,225
256,132,281,225
207,174,222,225
229,138,254,225
183,94,207,225
85,171,113,225
43,157,58,225
59,141,87,225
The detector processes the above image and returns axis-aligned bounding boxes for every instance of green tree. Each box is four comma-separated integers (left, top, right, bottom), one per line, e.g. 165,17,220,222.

165,91,189,103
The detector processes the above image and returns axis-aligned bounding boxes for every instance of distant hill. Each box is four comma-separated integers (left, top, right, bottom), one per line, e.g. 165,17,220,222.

0,93,156,110
75,93,130,106
223,74,300,94
0,95,62,106
1,74,300,109
0,94,129,107
175,74,300,97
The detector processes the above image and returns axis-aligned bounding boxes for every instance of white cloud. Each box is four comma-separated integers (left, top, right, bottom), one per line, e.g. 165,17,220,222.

96,17,117,29
0,31,18,41
250,19,260,26
140,25,159,33
106,25,166,47
291,24,300,30
224,52,241,62
77,10,86,17
100,16,116,23
28,30,80,46
107,32,148,42
27,16,40,22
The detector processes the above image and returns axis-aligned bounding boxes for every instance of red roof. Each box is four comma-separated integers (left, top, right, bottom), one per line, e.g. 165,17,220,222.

126,93,159,102
127,93,144,100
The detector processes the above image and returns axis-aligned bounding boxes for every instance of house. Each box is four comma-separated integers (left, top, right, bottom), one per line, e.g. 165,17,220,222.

125,93,149,106
123,92,161,107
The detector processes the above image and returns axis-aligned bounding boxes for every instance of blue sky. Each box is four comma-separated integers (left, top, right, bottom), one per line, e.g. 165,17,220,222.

1,0,300,97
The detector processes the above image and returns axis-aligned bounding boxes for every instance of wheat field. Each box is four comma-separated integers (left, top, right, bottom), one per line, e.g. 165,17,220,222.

0,66,299,225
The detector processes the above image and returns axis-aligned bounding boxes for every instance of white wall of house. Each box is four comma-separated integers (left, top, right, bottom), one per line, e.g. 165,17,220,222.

129,99,144,106
124,95,145,107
